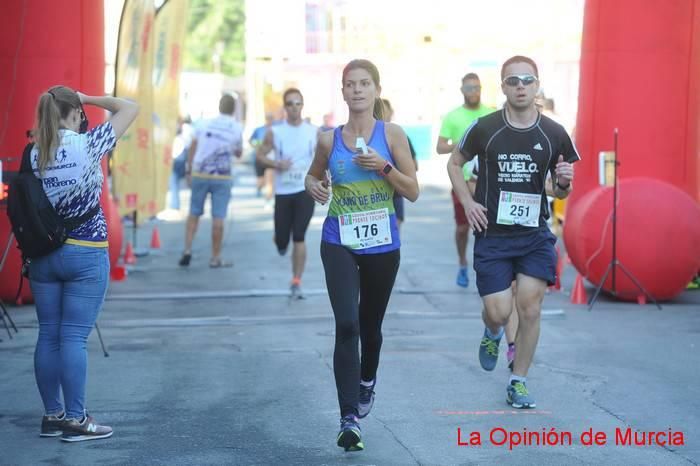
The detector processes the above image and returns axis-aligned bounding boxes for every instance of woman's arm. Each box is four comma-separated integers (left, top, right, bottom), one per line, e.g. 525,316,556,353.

305,131,332,204
78,92,139,139
352,123,419,202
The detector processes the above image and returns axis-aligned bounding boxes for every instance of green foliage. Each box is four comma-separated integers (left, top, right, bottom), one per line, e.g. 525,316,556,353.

184,0,245,76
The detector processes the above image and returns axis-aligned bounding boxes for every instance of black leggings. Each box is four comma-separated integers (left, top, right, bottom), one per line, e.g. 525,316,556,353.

274,191,315,253
320,241,400,417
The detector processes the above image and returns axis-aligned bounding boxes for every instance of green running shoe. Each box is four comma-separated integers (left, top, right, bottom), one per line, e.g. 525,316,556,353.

337,414,364,452
479,328,502,371
507,380,536,409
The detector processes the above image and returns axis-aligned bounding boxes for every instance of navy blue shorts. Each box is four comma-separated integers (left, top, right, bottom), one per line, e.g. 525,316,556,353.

473,228,557,297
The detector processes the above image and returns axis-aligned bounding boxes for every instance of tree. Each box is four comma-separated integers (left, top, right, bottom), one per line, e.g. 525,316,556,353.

184,0,245,76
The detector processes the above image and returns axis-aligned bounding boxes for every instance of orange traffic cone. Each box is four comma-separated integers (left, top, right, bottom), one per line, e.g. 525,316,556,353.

570,274,587,305
637,294,647,305
150,226,161,249
124,241,137,265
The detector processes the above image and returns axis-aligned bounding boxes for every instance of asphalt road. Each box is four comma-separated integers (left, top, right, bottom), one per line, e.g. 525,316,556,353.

1,163,698,465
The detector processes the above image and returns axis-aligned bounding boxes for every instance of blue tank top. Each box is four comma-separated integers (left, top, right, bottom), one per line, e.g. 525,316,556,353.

321,120,400,254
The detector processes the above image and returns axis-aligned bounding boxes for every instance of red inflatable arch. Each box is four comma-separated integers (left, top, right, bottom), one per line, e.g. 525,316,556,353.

0,1,112,302
565,0,700,301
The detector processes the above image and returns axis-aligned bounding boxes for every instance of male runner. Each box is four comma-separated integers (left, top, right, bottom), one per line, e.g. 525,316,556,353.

437,73,494,287
257,88,317,297
448,56,579,408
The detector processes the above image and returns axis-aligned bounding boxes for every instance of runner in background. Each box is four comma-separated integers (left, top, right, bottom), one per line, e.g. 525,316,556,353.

256,89,317,298
381,98,417,231
436,73,495,288
179,94,243,268
249,112,276,206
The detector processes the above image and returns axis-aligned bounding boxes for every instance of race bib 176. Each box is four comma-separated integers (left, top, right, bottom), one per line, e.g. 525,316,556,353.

338,208,392,249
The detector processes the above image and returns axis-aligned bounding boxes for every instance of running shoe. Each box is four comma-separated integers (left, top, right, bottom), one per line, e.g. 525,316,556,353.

358,380,376,419
61,413,113,442
337,414,363,451
290,278,305,299
478,328,502,371
507,343,516,371
40,412,65,437
506,380,536,409
456,266,469,288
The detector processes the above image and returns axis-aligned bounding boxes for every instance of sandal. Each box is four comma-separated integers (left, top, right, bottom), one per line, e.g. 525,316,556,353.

209,259,233,268
178,253,192,267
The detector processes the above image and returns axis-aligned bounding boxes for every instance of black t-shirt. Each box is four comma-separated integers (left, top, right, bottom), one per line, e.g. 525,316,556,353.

459,109,580,236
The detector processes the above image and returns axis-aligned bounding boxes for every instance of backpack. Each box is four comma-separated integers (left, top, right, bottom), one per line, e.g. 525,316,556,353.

6,143,98,259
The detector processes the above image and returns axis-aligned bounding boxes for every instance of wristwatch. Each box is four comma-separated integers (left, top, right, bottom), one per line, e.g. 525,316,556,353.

378,161,393,177
556,180,571,191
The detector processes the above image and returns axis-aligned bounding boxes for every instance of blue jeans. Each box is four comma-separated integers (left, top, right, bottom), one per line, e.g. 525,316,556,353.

29,244,110,419
168,170,182,210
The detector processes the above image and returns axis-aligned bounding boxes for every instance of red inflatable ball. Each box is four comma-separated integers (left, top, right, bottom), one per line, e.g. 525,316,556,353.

563,185,608,273
564,178,700,301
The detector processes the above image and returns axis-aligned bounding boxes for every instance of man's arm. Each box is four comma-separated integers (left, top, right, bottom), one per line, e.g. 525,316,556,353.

447,147,488,232
233,130,243,159
185,137,198,174
436,136,454,154
256,129,281,169
436,113,454,154
553,130,579,199
553,177,572,199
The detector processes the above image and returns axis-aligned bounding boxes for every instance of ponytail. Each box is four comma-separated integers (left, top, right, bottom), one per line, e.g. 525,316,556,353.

36,93,60,175
34,86,81,175
372,98,384,121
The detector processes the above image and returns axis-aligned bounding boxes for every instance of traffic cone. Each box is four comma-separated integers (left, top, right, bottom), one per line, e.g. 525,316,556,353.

150,226,161,249
570,274,587,305
124,241,137,265
637,294,647,305
110,265,127,281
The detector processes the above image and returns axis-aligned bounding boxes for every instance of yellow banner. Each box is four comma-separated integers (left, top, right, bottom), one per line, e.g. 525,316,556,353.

152,0,189,215
113,0,156,221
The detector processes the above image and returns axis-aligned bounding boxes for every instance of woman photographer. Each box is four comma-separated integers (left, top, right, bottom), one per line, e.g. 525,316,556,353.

29,85,138,442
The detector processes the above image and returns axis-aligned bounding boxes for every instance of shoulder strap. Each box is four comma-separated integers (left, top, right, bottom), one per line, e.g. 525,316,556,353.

20,143,34,173
21,143,99,232
63,204,101,231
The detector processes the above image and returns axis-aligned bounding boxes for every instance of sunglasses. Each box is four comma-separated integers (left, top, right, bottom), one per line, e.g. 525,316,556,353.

284,101,303,107
462,84,481,92
502,75,538,86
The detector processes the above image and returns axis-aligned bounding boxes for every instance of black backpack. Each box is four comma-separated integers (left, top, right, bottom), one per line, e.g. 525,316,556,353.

6,143,98,259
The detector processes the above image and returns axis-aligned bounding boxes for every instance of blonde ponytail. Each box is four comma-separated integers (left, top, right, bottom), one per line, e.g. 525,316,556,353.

36,93,60,175
34,86,81,175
